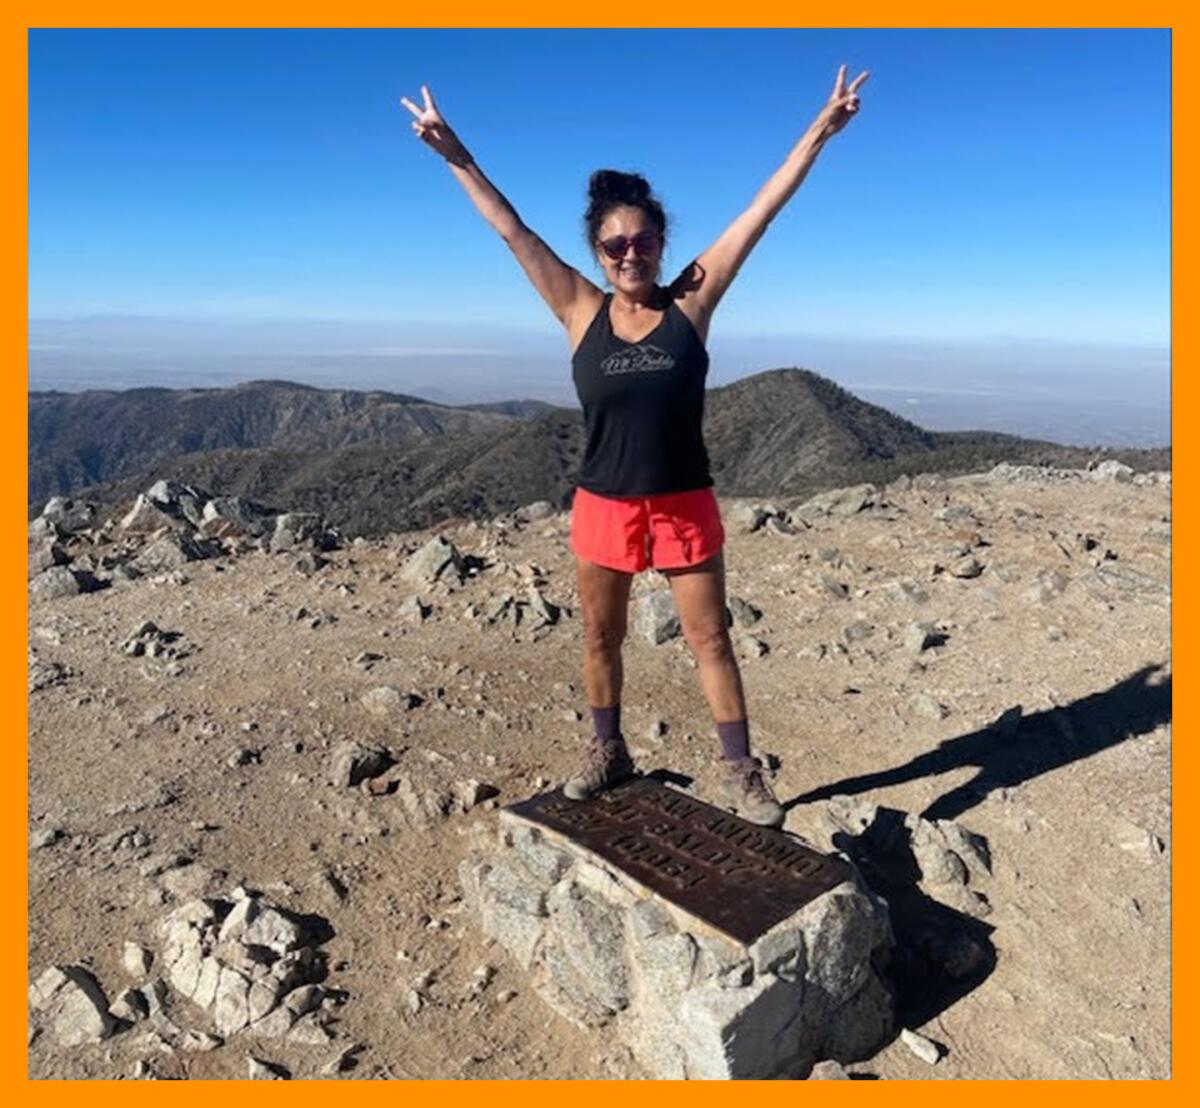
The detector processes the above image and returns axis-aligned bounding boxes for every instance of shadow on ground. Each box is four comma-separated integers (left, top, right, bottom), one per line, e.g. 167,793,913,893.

792,663,1171,821
781,662,1170,1045
827,805,997,1030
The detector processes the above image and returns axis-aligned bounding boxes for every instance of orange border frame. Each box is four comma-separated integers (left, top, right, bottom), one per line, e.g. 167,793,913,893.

9,7,1183,1098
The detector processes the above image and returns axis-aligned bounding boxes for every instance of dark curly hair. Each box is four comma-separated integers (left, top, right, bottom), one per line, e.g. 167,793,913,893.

583,169,669,257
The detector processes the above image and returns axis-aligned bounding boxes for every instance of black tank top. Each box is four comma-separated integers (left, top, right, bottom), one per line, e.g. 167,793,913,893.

571,291,715,497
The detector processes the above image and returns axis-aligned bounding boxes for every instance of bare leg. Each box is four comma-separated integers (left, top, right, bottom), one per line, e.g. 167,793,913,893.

564,555,639,800
574,555,634,710
664,550,783,825
663,550,747,723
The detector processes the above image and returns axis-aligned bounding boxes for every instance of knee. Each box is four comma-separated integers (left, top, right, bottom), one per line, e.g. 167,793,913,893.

583,622,626,655
687,625,734,663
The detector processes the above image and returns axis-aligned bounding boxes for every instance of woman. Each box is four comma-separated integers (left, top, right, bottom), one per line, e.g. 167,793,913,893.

401,65,868,827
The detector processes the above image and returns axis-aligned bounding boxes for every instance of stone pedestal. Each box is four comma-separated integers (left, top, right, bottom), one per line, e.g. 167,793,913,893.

460,784,895,1079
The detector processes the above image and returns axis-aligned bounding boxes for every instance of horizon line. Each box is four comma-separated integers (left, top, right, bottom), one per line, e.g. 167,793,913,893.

26,311,1172,352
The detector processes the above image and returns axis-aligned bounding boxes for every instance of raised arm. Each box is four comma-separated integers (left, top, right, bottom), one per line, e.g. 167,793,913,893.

676,65,870,318
400,85,594,328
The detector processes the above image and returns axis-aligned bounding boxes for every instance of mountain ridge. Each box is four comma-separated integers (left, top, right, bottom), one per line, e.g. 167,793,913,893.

28,378,558,507
30,369,1170,536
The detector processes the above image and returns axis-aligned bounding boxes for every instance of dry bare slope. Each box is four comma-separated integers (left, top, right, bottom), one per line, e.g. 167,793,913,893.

28,464,1170,1079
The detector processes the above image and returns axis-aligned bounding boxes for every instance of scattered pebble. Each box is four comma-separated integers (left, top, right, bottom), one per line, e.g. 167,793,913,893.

247,1056,288,1080
900,1028,943,1065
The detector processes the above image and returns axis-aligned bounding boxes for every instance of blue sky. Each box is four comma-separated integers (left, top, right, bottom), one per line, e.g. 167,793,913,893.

26,28,1171,444
29,27,1169,344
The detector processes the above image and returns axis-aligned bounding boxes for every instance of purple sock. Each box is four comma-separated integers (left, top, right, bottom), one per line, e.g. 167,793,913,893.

717,719,750,762
592,704,622,745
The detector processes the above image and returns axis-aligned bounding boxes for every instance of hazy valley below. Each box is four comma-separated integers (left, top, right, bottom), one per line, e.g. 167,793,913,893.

28,316,1170,450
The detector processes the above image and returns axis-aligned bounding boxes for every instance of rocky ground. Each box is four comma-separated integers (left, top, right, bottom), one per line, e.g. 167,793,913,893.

27,462,1172,1079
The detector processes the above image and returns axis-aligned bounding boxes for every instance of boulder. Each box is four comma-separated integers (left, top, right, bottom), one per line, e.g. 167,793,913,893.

29,566,85,600
401,535,466,586
41,496,96,533
270,512,334,553
28,515,61,542
515,501,556,522
28,540,69,580
132,532,220,573
1092,459,1135,482
329,740,394,787
28,965,118,1046
727,503,772,533
795,484,878,520
121,494,187,534
199,496,277,539
146,479,209,526
636,590,681,644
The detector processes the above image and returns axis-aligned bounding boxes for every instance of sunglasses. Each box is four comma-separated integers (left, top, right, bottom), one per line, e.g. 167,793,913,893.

597,231,662,260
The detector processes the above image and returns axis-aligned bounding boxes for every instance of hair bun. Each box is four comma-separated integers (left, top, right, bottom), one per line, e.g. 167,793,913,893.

588,169,650,205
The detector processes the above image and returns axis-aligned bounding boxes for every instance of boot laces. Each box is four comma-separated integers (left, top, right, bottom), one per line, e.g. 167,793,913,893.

732,757,775,802
585,737,624,776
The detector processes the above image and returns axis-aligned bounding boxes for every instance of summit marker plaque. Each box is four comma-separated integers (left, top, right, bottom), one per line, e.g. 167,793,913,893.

506,777,853,945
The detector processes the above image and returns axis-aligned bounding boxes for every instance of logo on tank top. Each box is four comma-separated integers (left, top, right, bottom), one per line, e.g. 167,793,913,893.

600,344,677,376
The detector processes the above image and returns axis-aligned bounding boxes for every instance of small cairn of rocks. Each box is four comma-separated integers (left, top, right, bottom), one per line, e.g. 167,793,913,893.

29,887,340,1056
158,887,335,1042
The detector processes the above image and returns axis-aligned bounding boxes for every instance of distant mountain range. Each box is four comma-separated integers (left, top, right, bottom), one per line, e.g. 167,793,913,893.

29,371,1170,536
28,379,559,506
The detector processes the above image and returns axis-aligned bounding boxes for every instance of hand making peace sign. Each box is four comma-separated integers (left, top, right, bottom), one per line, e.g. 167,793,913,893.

399,84,471,166
818,64,870,137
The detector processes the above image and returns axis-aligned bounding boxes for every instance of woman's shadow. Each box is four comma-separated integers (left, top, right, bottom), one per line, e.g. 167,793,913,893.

786,662,1170,1031
791,662,1171,822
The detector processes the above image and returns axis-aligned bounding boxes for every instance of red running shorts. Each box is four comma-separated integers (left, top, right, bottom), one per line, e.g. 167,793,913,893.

570,485,726,573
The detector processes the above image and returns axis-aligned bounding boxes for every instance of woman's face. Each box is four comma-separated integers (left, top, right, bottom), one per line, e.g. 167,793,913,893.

595,204,663,294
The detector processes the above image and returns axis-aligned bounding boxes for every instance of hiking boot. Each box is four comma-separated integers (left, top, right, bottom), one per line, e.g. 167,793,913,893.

563,736,636,800
719,756,785,827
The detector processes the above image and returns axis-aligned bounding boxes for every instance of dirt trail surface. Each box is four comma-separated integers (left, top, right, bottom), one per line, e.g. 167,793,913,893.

28,468,1171,1079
